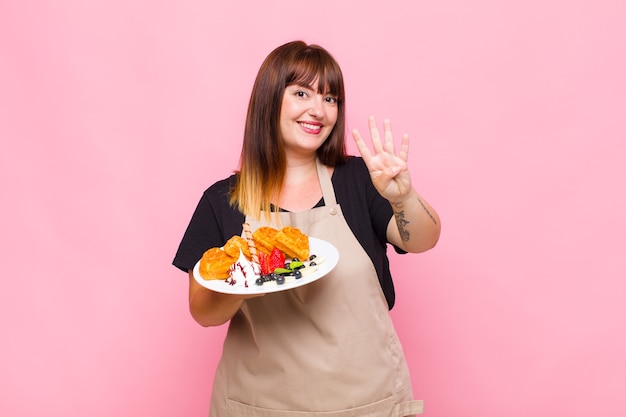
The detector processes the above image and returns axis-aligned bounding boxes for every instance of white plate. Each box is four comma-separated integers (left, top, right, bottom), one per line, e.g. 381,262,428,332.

193,237,339,295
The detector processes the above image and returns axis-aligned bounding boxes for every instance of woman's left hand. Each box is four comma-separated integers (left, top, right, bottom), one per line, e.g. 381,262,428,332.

351,116,413,202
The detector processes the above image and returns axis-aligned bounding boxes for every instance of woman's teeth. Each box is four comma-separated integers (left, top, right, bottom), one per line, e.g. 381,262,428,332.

299,122,321,131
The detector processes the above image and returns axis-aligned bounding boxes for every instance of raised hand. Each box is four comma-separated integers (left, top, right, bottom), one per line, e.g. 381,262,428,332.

351,116,413,202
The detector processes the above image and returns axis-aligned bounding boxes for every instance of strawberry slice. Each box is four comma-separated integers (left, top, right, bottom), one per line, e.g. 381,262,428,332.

258,251,271,275
269,248,285,272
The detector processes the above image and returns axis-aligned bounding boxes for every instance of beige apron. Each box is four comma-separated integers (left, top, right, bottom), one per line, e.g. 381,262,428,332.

209,159,423,417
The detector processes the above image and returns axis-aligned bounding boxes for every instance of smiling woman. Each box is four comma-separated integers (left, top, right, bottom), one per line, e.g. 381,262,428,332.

233,41,348,219
3,1,624,416
172,40,440,417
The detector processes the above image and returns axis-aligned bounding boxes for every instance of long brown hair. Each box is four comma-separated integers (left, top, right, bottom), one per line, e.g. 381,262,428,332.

231,40,347,219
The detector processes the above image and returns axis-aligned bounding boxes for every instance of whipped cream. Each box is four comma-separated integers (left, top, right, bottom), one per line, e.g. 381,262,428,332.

226,250,261,287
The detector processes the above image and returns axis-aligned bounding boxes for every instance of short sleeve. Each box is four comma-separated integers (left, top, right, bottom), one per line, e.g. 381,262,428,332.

172,176,245,272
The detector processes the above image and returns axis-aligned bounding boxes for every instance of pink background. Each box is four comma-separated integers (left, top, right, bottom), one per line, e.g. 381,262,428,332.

2,1,625,416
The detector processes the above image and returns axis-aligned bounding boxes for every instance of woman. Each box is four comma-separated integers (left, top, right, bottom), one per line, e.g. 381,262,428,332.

173,40,440,416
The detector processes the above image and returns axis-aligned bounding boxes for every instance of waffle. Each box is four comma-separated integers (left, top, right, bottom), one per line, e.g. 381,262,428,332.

223,235,251,259
252,226,280,255
198,247,235,280
274,226,310,261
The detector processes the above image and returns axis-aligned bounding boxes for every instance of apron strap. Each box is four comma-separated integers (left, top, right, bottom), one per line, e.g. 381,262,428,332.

316,158,337,206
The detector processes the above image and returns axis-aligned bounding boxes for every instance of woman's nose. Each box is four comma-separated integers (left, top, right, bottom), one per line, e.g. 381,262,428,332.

308,95,325,117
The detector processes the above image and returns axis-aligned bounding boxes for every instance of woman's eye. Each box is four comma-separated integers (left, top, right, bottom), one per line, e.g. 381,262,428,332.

295,91,308,98
325,96,337,104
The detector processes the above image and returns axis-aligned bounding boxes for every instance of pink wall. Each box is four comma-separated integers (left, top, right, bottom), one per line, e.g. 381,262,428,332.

2,1,625,416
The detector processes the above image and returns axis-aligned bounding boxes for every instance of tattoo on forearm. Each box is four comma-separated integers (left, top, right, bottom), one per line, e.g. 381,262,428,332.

392,198,438,242
392,202,411,242
418,197,438,225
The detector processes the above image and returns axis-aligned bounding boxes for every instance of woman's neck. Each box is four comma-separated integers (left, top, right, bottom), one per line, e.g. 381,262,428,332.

277,156,322,212
284,156,318,186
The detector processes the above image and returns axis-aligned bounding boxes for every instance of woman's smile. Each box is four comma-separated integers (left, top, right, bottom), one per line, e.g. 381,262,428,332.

298,121,324,134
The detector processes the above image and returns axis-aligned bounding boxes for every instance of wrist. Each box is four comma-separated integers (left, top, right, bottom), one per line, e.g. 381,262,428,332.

388,188,417,206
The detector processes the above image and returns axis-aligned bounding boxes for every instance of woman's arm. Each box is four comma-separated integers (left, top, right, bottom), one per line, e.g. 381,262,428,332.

352,116,441,253
385,188,440,253
188,271,263,327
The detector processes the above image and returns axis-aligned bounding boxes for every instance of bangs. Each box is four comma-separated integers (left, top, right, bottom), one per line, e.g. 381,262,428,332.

286,48,344,99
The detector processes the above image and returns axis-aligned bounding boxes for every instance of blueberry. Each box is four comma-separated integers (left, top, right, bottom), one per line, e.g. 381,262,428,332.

256,277,264,286
309,261,317,267
294,270,302,279
276,275,285,285
309,254,317,261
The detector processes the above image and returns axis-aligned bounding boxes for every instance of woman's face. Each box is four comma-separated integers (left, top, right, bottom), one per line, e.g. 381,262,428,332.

279,81,338,156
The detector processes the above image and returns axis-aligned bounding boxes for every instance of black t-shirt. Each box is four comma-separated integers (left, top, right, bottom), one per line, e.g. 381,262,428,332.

172,156,404,309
